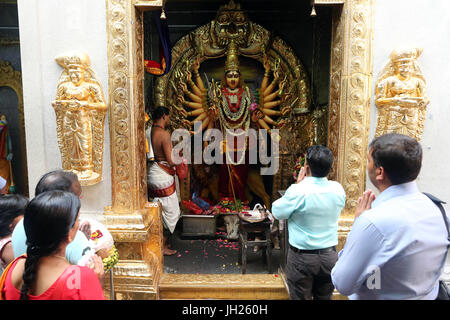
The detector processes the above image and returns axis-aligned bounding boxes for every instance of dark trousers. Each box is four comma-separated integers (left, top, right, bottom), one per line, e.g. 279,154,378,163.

286,246,338,300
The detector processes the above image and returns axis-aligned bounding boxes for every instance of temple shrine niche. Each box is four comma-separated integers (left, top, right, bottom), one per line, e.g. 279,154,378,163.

144,0,332,272
149,1,329,199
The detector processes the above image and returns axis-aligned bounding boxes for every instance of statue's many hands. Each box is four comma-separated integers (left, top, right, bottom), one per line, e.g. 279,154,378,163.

275,119,287,129
278,77,287,95
186,70,192,83
181,119,192,129
177,107,188,118
180,82,188,93
177,95,186,105
251,109,264,122
281,106,291,116
208,105,219,121
263,54,271,73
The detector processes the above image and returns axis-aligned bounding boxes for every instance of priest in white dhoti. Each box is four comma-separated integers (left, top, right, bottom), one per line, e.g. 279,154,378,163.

145,108,181,256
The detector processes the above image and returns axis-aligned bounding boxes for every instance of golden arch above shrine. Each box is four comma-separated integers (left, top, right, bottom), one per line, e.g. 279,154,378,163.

104,0,374,299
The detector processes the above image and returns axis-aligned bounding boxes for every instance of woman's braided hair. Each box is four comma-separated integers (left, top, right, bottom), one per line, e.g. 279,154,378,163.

19,190,80,300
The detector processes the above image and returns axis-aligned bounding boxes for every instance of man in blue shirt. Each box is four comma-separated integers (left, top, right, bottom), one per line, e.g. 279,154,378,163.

272,145,346,300
331,133,450,299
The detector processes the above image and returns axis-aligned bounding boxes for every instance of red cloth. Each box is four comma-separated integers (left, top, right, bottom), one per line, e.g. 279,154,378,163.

182,200,203,215
148,181,176,198
176,162,188,180
156,162,176,176
2,256,105,300
0,125,8,159
218,161,249,202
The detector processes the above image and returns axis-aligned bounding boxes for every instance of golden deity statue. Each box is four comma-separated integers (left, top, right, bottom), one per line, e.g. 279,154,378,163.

179,41,289,134
155,0,312,204
375,48,429,141
177,39,289,207
52,52,107,185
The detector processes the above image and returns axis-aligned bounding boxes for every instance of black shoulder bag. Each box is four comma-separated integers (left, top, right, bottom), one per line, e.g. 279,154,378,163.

423,193,450,300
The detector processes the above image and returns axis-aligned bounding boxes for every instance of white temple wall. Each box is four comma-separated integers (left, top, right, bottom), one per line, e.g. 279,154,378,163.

371,0,450,283
369,0,450,211
17,0,111,215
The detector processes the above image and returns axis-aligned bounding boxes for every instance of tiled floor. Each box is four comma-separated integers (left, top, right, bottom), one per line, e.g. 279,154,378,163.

164,225,282,274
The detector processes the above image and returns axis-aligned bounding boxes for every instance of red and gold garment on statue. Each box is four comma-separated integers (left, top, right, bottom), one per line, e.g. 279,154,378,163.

0,119,11,192
218,86,252,201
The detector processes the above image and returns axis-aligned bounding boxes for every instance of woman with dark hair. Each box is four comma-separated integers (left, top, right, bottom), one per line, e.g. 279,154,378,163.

0,194,28,271
1,191,105,300
11,170,91,265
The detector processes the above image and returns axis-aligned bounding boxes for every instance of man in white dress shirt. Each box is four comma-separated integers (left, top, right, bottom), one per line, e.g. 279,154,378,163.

331,133,450,299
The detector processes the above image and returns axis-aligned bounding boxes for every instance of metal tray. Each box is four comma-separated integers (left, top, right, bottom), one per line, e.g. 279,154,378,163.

181,214,217,237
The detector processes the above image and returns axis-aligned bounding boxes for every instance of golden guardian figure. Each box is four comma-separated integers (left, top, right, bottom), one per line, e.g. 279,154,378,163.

52,52,107,185
375,48,429,141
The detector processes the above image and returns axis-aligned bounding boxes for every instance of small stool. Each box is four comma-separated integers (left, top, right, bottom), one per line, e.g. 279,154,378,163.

238,218,272,274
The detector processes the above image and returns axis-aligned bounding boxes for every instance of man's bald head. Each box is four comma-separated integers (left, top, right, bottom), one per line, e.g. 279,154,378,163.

35,170,82,198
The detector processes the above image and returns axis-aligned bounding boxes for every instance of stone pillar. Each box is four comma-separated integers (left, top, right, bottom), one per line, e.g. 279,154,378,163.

103,0,163,300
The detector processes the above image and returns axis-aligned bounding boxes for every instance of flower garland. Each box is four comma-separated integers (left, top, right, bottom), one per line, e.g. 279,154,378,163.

249,88,260,112
103,246,119,271
222,87,244,113
215,197,250,214
292,153,306,181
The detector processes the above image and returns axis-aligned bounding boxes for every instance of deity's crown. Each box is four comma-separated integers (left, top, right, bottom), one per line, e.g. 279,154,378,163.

219,0,241,12
225,41,240,74
390,47,422,63
55,52,91,69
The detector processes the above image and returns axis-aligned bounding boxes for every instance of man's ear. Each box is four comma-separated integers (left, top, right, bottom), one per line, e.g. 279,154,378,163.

375,166,386,182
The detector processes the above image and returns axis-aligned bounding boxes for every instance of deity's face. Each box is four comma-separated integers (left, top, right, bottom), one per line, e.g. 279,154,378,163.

69,67,85,86
225,70,240,90
393,60,413,79
215,5,249,47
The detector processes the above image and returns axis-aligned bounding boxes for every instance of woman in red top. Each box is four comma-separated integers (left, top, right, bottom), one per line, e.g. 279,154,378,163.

1,190,105,300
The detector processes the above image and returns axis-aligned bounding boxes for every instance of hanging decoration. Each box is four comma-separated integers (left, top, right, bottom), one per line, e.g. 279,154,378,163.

144,10,172,76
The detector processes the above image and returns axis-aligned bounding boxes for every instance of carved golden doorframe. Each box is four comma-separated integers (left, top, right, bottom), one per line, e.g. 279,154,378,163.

0,60,29,196
327,0,374,219
104,0,374,299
